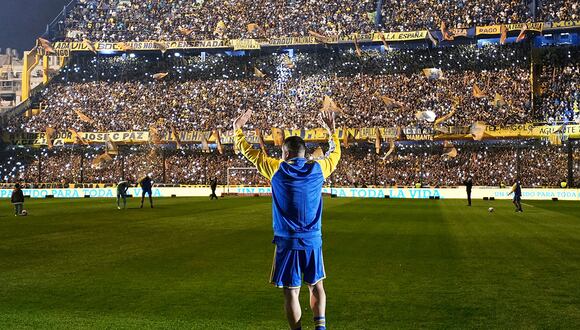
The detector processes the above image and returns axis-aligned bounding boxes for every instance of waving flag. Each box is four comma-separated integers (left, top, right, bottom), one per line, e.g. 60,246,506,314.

67,128,88,145
470,122,486,141
256,128,267,154
375,128,382,154
442,141,458,158
37,38,55,54
214,130,224,154
45,127,55,149
516,24,528,43
473,83,486,98
154,42,167,54
73,109,95,124
308,30,331,44
201,132,210,153
440,21,454,41
254,67,266,78
247,23,259,33
149,125,162,144
272,128,285,146
105,135,119,155
171,125,182,149
153,72,169,80
500,25,507,45
178,27,193,36
321,95,343,113
82,39,97,53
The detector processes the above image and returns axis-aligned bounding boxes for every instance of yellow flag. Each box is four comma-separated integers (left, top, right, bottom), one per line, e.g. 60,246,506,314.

67,128,88,145
82,39,97,53
272,128,285,147
119,42,132,52
214,21,227,36
380,96,403,109
308,30,330,44
37,38,54,54
154,42,167,54
171,125,182,149
73,109,95,124
214,130,224,154
256,129,267,154
321,95,342,113
442,141,458,158
311,146,324,159
473,83,486,98
153,72,169,80
342,127,352,148
500,25,507,45
254,67,266,78
470,122,486,141
149,125,161,144
45,127,55,149
247,23,259,33
283,55,295,69
379,33,389,49
178,27,193,36
493,93,506,107
106,135,119,155
516,23,527,43
375,128,382,154
92,152,113,169
354,34,362,57
440,21,454,41
384,139,395,158
434,108,456,125
201,133,210,153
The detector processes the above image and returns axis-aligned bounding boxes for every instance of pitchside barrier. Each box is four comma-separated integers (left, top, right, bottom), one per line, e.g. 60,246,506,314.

0,186,579,200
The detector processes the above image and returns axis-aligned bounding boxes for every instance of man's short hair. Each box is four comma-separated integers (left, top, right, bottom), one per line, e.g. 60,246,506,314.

283,136,306,155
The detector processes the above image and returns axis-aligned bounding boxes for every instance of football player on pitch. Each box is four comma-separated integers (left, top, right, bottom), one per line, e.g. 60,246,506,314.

234,109,340,330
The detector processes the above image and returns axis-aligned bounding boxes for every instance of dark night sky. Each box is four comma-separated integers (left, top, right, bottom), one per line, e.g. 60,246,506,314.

0,0,72,55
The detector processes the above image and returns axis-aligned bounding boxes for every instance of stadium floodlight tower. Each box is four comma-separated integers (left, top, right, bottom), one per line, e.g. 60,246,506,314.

226,167,260,194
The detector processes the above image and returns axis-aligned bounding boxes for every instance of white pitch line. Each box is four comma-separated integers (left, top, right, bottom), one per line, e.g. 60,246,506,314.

521,203,535,208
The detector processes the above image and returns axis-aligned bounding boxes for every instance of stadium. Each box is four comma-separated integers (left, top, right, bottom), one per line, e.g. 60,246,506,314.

0,0,579,328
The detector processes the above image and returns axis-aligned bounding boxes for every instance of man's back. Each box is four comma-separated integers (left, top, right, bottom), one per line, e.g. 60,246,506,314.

271,159,325,240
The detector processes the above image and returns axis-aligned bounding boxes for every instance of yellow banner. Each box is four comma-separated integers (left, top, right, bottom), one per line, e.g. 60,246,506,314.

476,25,501,35
6,124,580,147
506,22,544,32
544,20,580,30
43,20,578,56
477,22,544,35
231,39,261,50
373,31,429,42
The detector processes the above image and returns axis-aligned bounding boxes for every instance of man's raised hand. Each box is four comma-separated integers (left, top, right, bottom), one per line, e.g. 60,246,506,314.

320,111,336,135
233,109,253,131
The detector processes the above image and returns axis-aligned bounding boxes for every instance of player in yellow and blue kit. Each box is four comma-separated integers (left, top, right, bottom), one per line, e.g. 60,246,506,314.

234,109,340,330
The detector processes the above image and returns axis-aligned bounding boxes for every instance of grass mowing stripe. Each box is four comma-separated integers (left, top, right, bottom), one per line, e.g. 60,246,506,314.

0,197,579,329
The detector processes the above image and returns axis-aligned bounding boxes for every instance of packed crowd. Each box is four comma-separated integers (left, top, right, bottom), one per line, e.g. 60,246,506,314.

0,141,570,188
537,0,578,22
380,0,529,32
6,46,532,133
538,63,580,123
63,0,376,42
57,0,576,42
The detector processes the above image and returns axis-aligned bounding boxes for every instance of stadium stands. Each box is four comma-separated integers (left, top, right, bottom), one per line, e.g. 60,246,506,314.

0,141,571,188
1,1,579,189
7,45,532,133
58,1,576,42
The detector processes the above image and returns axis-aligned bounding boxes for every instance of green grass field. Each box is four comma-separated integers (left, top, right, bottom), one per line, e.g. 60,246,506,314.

0,197,579,329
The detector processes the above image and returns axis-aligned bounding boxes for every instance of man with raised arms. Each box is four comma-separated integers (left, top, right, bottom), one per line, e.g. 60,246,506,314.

233,109,340,330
